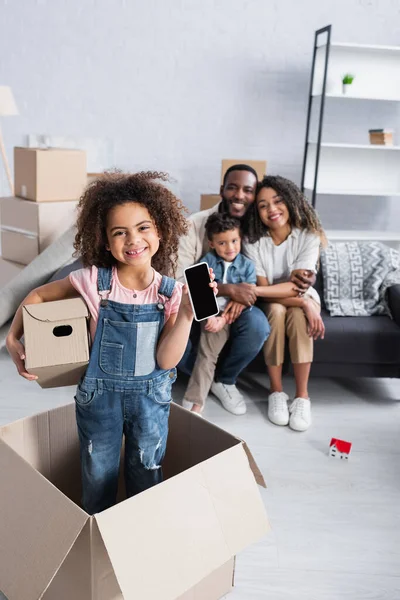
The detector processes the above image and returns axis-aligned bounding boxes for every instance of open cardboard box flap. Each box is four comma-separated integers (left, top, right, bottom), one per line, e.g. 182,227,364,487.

23,298,89,323
94,408,269,600
240,440,266,488
0,403,269,600
0,438,88,600
165,403,266,489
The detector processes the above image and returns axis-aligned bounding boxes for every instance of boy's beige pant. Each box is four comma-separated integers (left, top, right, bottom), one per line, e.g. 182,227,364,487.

184,324,230,408
260,302,319,366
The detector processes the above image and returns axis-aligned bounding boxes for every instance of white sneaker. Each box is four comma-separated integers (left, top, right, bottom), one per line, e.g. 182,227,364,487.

211,382,247,415
268,391,289,426
289,398,311,431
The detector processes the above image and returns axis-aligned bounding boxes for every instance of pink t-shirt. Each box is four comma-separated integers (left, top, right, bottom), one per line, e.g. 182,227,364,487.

69,266,183,341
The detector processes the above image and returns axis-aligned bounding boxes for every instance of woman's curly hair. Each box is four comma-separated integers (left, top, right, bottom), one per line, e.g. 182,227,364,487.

247,175,327,246
74,171,188,276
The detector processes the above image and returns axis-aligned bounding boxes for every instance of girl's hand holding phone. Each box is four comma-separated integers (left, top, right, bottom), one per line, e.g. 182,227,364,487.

180,267,217,320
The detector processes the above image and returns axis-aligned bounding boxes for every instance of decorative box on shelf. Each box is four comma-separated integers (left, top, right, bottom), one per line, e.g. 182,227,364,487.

368,128,394,145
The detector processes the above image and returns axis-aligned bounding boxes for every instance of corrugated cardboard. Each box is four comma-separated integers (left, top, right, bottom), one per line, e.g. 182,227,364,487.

1,229,38,265
14,147,87,202
200,193,220,211
221,159,267,184
176,559,234,600
0,256,24,286
22,298,90,388
0,402,269,600
0,196,78,264
87,172,104,185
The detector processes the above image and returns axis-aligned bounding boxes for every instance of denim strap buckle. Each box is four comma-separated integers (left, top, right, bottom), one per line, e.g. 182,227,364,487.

99,289,111,307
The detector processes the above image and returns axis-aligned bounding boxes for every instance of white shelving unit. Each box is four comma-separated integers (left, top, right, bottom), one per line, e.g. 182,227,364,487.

304,143,400,196
301,26,400,248
312,43,400,101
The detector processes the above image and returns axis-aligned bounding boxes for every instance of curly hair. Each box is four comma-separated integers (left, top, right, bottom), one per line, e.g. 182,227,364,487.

73,171,188,276
205,212,241,240
247,175,327,246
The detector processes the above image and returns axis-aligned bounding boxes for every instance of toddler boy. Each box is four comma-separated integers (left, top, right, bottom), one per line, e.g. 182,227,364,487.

182,212,256,415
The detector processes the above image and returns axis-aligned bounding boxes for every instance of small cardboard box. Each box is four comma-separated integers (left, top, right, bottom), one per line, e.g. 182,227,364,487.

14,147,87,202
0,401,269,600
22,298,90,388
200,193,220,211
220,159,267,184
0,257,24,287
368,129,394,145
0,196,78,265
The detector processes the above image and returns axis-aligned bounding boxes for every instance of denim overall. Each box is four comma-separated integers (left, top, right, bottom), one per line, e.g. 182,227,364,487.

74,267,177,515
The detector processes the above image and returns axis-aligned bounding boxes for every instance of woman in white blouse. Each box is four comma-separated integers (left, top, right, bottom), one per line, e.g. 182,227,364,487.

244,176,327,432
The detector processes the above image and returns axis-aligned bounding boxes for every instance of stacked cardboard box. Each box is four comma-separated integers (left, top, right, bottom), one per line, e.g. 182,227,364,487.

200,159,267,211
368,129,394,145
200,193,221,211
0,147,86,268
0,196,79,265
14,147,87,202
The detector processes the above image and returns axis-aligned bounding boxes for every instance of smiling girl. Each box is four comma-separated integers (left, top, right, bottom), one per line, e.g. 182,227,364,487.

6,172,215,513
245,175,327,432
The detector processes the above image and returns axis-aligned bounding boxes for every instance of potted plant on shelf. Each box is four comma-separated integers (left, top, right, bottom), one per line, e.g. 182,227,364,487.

342,74,355,94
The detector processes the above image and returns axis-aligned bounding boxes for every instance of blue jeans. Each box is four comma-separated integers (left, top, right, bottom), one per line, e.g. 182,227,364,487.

179,306,270,384
75,268,177,515
75,370,174,515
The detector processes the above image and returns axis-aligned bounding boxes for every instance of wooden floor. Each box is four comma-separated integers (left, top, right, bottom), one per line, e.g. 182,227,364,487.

0,347,399,599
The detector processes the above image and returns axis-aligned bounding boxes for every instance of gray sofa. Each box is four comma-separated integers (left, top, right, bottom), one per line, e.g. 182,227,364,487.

249,271,400,378
45,258,400,380
312,273,400,378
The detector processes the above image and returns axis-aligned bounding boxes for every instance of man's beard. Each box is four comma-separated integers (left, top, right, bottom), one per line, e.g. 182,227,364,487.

220,197,247,217
219,197,252,236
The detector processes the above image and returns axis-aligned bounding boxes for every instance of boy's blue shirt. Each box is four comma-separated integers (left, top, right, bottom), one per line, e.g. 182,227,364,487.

201,250,257,285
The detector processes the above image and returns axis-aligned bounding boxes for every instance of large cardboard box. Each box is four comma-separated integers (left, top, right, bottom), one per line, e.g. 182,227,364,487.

200,193,220,211
0,257,24,287
0,401,269,600
14,147,87,202
22,298,90,388
221,159,267,184
0,196,78,265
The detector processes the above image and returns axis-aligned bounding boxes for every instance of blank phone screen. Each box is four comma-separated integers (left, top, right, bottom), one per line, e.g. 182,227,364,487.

185,263,218,321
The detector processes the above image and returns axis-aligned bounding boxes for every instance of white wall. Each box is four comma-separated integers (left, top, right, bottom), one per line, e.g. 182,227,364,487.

1,0,400,229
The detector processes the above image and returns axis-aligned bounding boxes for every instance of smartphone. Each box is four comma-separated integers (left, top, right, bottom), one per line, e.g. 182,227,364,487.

184,262,219,322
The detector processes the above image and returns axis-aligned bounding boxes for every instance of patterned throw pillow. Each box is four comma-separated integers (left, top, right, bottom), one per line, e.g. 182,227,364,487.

320,241,400,317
